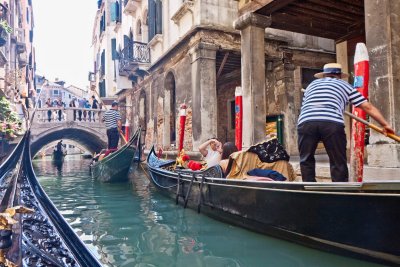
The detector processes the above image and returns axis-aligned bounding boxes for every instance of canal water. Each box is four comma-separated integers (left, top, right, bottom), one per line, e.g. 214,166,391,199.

33,156,385,267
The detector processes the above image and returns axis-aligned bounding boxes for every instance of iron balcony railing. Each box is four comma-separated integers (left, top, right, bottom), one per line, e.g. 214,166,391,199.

119,41,150,75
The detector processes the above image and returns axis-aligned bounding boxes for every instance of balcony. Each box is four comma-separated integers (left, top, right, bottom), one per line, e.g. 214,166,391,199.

124,0,140,15
119,41,150,77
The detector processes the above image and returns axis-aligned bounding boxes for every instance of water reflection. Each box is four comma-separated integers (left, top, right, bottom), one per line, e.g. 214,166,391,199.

33,157,385,267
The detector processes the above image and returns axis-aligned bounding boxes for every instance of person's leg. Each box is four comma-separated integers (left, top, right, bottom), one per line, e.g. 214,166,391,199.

297,122,320,182
320,122,348,182
73,110,76,121
109,129,119,149
78,110,82,121
58,110,62,121
47,110,51,122
106,129,112,149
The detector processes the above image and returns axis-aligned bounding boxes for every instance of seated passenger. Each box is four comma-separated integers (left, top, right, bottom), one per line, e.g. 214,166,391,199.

198,138,222,168
219,142,238,176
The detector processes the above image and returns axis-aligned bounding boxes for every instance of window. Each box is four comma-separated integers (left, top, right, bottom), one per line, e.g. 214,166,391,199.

53,90,59,96
111,38,118,60
99,80,106,97
111,1,120,22
36,88,41,94
148,0,162,41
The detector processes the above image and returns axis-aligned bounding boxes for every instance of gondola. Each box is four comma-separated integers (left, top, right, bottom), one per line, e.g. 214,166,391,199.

52,149,65,162
90,127,141,183
0,132,102,267
146,146,400,266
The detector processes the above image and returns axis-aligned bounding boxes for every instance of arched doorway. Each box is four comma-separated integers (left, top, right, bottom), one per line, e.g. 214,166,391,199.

163,72,176,149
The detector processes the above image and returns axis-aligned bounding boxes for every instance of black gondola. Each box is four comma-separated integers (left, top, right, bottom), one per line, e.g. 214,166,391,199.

0,132,102,266
146,146,400,266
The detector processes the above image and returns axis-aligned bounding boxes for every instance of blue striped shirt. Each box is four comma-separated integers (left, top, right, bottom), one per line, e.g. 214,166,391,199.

103,109,121,129
298,77,367,125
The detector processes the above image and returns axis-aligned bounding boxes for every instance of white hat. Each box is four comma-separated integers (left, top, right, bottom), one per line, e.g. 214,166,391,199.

314,63,349,79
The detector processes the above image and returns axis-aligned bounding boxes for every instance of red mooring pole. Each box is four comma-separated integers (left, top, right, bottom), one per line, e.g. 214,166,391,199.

124,120,130,141
350,43,369,182
235,87,243,150
178,103,187,152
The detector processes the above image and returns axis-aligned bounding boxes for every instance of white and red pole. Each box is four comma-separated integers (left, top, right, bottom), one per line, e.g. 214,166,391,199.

350,43,369,182
178,103,187,152
124,120,130,141
235,87,243,150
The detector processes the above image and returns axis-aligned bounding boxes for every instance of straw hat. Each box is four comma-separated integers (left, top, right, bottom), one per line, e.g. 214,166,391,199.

314,63,349,79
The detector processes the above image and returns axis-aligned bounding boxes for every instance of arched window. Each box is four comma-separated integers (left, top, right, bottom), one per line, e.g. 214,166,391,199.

136,19,142,42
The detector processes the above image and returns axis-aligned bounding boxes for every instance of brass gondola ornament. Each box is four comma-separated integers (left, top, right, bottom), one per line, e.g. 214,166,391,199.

0,206,34,267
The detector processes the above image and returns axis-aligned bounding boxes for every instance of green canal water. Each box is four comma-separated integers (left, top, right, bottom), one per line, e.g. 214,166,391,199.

33,156,385,267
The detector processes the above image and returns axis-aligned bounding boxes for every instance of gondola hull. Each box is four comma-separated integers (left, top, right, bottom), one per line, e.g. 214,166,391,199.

91,128,141,183
52,150,65,162
146,146,400,266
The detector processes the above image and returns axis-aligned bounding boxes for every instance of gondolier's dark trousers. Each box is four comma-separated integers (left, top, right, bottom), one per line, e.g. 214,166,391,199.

297,121,348,182
107,128,119,149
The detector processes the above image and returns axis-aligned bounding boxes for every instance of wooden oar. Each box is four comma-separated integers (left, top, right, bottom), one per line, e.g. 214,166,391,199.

344,110,400,142
90,89,128,144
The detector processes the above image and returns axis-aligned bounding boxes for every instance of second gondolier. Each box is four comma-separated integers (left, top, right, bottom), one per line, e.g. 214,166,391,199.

103,101,122,150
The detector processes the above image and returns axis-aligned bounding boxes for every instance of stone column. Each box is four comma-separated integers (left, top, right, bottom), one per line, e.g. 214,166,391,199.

189,42,218,149
365,0,400,167
234,12,271,149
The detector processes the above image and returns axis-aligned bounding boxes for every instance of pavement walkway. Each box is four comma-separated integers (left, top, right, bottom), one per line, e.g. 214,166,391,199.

290,154,400,182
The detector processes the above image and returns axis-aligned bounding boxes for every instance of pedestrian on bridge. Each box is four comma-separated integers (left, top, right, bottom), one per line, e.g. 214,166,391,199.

103,101,122,151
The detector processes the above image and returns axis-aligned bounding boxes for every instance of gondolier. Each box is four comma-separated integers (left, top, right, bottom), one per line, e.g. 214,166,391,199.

103,101,122,150
298,63,394,182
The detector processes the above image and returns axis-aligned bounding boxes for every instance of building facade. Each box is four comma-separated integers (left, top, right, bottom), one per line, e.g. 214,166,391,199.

0,0,36,107
92,0,334,157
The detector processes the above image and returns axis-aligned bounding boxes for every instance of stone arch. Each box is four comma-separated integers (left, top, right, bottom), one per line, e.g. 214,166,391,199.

163,71,177,148
31,128,107,157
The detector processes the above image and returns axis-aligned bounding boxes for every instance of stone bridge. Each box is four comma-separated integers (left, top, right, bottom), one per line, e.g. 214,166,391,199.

30,107,108,156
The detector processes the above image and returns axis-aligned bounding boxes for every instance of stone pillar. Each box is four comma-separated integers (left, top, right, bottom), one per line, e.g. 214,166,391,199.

189,42,218,149
365,0,400,167
234,12,271,149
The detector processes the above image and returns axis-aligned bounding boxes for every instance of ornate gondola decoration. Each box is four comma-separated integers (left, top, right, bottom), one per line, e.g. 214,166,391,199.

0,133,102,267
146,146,400,266
90,127,141,183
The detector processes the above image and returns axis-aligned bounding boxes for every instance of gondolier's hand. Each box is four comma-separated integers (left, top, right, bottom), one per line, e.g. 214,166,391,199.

382,124,395,136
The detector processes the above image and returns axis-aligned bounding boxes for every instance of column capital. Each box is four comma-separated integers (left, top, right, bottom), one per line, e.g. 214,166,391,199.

234,12,271,31
189,42,218,63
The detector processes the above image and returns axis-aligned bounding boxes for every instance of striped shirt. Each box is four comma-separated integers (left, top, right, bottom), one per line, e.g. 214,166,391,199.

298,77,367,125
103,109,121,129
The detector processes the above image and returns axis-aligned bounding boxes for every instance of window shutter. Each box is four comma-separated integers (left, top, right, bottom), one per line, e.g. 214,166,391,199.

155,0,163,34
111,2,117,21
148,0,156,41
111,38,118,60
101,50,106,76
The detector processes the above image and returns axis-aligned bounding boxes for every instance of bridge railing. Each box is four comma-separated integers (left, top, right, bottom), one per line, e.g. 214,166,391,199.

34,108,106,124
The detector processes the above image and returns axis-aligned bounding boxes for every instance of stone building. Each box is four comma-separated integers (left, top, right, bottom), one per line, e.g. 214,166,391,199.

101,0,335,159
89,0,339,158
236,0,399,170
0,0,35,107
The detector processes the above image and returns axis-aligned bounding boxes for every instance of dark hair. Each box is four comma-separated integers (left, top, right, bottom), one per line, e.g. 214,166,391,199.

112,101,118,107
221,142,238,160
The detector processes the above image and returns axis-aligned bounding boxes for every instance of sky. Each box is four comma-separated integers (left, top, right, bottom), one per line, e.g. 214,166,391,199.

34,0,97,89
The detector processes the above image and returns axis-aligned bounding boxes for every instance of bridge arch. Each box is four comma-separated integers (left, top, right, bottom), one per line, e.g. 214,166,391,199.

31,127,107,157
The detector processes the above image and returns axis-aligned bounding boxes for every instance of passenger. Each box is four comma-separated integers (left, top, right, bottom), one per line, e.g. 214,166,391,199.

219,142,238,176
198,138,222,168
